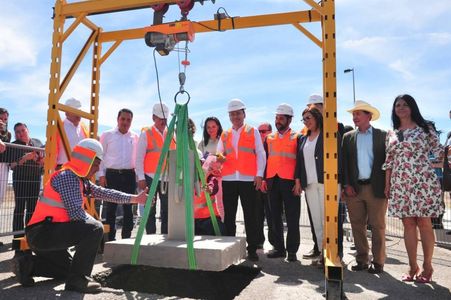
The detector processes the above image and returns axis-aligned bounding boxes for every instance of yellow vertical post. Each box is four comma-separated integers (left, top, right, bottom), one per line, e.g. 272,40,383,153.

321,0,343,299
84,29,102,218
43,0,66,183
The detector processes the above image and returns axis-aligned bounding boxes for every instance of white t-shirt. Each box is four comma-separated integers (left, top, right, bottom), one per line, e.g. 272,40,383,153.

303,135,319,185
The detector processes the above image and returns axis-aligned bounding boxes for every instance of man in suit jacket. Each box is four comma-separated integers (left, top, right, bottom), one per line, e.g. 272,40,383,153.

342,100,387,274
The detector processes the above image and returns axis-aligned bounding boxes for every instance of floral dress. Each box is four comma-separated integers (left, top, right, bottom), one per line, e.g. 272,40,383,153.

382,126,444,218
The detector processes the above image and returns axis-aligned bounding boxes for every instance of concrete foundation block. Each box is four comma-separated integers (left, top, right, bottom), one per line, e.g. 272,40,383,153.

103,235,247,271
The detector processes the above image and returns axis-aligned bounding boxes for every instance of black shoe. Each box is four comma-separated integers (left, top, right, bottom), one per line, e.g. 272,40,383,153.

266,250,286,259
351,262,369,271
247,251,259,262
368,262,384,274
11,254,35,287
287,253,297,262
65,276,102,294
302,248,320,259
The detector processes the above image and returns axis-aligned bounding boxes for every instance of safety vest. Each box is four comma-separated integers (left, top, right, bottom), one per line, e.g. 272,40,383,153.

194,179,220,219
266,129,299,180
27,145,95,226
220,124,257,177
143,126,175,174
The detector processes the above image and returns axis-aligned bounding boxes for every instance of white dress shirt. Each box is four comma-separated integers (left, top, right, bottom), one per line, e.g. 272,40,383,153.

216,124,266,182
98,127,139,177
57,118,88,164
136,126,168,181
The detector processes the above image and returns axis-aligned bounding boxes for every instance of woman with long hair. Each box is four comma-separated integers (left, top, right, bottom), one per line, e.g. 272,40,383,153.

383,94,444,283
198,117,223,157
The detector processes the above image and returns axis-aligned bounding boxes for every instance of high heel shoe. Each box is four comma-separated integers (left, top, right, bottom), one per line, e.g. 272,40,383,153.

401,266,419,282
415,269,433,284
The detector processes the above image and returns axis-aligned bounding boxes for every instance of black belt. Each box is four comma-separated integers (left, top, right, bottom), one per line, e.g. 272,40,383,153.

357,179,371,185
106,168,135,175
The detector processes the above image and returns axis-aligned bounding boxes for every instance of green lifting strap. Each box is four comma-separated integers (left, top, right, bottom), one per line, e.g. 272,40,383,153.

131,103,199,270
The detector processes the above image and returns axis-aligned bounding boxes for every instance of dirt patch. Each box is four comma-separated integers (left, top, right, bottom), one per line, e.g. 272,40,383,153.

94,264,261,299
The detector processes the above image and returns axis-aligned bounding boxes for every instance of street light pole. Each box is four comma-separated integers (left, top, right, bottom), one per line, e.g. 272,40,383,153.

344,68,355,103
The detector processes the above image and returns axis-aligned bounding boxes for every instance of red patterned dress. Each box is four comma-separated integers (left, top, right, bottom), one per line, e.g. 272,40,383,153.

383,126,444,218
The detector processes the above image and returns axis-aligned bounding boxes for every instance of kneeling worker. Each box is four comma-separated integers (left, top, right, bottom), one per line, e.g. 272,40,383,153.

12,138,148,293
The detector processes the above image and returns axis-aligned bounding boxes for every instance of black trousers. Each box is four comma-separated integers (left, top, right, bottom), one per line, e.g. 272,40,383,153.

269,177,300,254
256,190,275,247
13,179,41,237
105,169,136,240
144,175,168,234
222,181,258,253
338,201,346,258
26,217,104,282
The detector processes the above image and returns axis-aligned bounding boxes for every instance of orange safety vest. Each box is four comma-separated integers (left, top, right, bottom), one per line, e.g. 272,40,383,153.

220,124,257,177
194,179,220,219
28,145,96,226
266,129,298,180
143,126,175,174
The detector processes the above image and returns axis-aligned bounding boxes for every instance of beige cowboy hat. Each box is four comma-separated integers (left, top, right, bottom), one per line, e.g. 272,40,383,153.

347,100,380,121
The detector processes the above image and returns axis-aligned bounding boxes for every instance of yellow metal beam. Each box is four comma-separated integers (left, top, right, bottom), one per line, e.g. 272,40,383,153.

61,13,87,43
100,40,123,65
81,16,99,31
99,10,321,42
61,0,178,17
304,0,324,16
57,30,97,101
44,0,66,183
292,23,322,48
57,103,96,120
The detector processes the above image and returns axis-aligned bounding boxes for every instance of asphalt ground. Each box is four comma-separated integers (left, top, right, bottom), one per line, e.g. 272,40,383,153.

0,207,450,299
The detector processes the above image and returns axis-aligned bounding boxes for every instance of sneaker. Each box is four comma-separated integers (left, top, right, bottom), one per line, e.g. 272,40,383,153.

287,253,297,262
302,248,320,259
246,251,259,262
65,276,102,294
11,254,35,287
266,250,286,259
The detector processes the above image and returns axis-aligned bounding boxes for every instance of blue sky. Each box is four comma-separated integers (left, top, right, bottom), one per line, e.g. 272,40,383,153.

0,0,450,143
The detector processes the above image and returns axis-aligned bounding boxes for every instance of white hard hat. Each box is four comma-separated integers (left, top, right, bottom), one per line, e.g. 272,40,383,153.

65,97,82,109
275,103,294,116
227,98,246,112
77,138,103,160
307,94,323,105
152,102,170,119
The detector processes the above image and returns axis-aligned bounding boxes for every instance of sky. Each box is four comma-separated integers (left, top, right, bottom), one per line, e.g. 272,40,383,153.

0,0,450,144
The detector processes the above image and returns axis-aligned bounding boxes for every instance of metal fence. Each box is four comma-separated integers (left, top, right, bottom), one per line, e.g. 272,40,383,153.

0,142,450,247
0,142,45,238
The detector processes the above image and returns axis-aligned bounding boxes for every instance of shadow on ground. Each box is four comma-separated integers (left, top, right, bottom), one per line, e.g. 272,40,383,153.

93,264,261,300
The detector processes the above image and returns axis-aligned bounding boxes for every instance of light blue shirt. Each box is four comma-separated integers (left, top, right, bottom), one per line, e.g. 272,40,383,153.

356,126,373,180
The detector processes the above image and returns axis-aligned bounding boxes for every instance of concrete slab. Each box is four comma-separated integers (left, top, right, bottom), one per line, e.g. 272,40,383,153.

103,234,246,271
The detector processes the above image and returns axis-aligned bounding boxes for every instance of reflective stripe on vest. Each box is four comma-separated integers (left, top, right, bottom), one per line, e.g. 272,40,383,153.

220,124,257,177
143,126,175,174
266,129,298,180
38,195,65,209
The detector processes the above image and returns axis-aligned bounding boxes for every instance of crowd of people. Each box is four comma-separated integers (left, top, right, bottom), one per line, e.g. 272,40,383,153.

0,93,449,293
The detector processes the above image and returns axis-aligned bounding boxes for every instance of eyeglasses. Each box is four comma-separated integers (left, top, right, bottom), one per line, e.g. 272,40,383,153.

302,116,312,123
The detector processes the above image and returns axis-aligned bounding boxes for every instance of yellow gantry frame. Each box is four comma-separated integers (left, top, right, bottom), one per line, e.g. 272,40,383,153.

44,0,341,295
